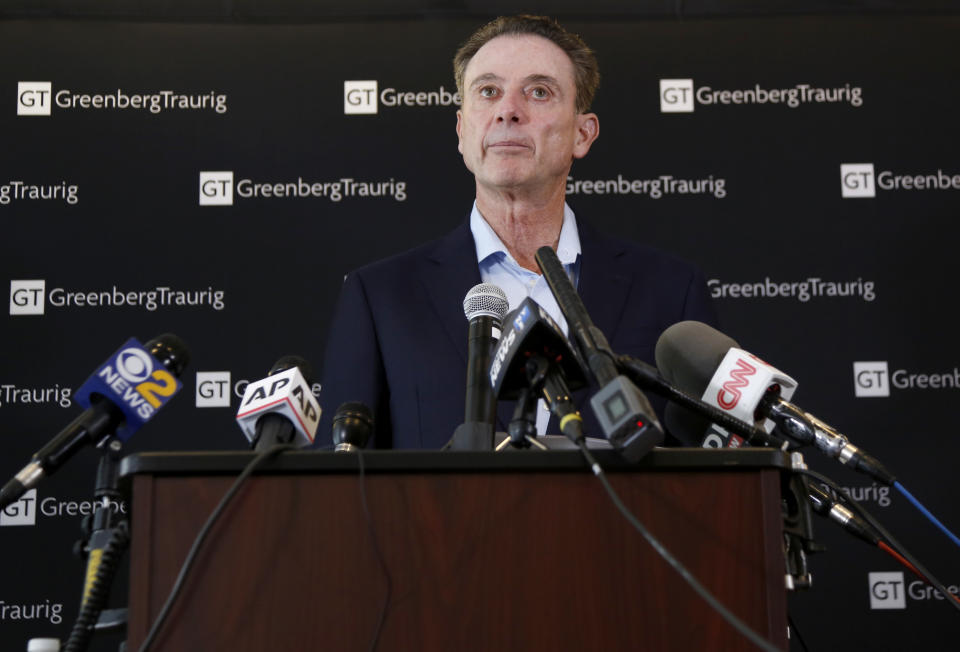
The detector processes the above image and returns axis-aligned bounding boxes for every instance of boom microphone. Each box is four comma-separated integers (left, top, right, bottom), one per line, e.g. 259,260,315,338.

656,321,894,483
236,356,321,451
0,334,189,510
535,246,663,461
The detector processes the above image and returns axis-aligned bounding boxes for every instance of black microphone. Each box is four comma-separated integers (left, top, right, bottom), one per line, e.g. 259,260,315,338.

464,283,509,423
535,246,663,462
489,297,588,401
332,402,374,452
613,354,782,448
236,356,321,451
656,321,894,484
488,297,589,444
446,283,509,451
0,334,189,511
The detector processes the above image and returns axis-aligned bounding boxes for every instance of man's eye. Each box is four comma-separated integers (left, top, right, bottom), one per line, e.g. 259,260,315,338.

530,87,549,99
479,87,498,98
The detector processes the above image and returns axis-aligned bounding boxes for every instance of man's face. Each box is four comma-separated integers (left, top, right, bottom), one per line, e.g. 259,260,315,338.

456,34,598,194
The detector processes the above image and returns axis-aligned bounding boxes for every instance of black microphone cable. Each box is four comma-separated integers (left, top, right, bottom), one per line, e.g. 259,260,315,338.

332,401,391,652
354,447,392,652
797,468,960,614
571,439,782,652
63,520,129,652
136,443,295,652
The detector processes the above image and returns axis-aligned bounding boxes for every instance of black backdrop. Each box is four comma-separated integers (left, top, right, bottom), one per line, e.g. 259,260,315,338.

2,5,959,651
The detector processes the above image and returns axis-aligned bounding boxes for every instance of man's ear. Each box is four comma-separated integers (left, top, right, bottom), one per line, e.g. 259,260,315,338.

572,112,599,159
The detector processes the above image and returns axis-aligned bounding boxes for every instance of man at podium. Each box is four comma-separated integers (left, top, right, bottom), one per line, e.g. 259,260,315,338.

319,15,716,449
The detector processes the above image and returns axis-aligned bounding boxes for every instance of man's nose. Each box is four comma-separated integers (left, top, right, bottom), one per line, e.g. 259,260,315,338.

495,89,525,123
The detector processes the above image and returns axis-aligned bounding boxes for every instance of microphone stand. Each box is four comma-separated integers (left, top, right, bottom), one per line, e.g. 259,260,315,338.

64,438,130,652
496,357,548,451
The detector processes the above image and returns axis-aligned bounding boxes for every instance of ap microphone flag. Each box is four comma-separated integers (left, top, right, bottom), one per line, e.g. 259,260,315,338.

236,366,320,445
73,337,184,441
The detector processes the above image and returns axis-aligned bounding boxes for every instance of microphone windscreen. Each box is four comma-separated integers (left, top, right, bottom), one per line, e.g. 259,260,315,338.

463,283,509,322
144,333,190,377
332,401,374,449
269,355,314,385
655,321,739,396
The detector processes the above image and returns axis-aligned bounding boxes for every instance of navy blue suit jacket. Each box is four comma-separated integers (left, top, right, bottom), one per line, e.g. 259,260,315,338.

318,218,717,449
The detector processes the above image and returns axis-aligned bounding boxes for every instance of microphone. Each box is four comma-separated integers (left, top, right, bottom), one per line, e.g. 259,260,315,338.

0,334,189,510
332,402,374,452
613,355,782,448
236,356,321,451
446,284,509,451
488,297,589,443
534,246,663,462
656,321,895,484
489,297,587,400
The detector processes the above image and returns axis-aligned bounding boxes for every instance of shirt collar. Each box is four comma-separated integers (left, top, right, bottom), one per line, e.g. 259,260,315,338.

470,201,581,266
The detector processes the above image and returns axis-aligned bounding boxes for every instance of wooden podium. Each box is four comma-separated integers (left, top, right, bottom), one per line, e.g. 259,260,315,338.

120,448,790,651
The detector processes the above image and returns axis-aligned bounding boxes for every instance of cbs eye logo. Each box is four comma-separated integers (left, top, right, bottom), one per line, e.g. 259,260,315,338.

115,346,178,411
116,348,155,383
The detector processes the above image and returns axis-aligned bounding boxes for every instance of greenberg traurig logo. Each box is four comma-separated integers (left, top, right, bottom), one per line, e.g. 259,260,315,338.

841,163,960,198
344,80,461,115
0,180,79,205
709,277,876,302
196,371,232,408
199,171,407,205
1,489,128,528
868,572,960,609
0,383,72,408
9,279,225,315
660,79,863,113
0,597,63,625
853,360,960,398
17,82,227,115
0,489,36,526
566,173,725,199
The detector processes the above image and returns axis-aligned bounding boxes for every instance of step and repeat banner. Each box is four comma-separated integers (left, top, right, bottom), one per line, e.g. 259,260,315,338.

1,13,958,651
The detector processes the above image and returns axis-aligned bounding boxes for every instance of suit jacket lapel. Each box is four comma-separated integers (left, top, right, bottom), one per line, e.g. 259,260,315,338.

418,221,517,433
577,219,633,346
417,220,482,368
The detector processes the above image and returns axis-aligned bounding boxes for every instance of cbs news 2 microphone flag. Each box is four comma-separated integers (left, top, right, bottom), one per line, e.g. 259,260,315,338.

2,6,959,651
